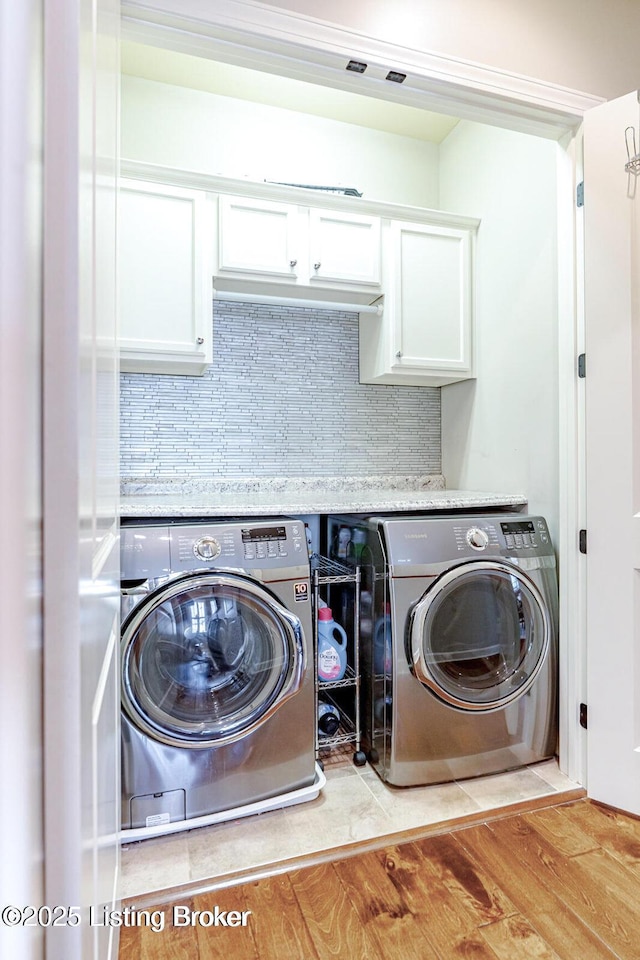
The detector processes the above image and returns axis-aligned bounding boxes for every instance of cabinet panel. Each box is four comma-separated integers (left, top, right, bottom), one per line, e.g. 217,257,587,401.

308,209,380,286
359,219,475,387
119,180,212,374
216,196,381,293
217,195,299,279
395,225,468,367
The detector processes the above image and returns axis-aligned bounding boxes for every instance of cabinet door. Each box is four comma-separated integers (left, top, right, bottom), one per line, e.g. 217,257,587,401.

308,209,381,286
360,219,474,387
119,180,212,375
217,195,300,279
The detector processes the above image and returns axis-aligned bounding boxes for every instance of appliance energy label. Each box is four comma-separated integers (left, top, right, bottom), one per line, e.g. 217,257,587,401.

294,582,309,602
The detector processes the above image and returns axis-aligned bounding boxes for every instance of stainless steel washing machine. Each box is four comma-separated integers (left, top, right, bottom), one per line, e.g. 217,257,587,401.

120,517,317,837
333,513,558,787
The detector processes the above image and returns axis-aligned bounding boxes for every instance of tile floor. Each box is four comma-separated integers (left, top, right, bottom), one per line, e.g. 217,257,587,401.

120,754,581,901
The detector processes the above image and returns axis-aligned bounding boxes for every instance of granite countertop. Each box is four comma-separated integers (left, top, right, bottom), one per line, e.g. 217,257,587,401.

119,475,527,517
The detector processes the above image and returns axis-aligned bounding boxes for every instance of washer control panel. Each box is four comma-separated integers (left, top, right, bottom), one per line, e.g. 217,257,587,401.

241,524,291,561
169,519,308,571
122,518,311,579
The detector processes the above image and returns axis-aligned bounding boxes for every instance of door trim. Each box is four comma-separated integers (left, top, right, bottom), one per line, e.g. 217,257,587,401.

120,0,603,138
119,0,588,788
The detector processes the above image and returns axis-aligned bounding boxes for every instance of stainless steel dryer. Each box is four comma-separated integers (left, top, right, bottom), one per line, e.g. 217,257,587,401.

338,513,558,787
120,518,317,836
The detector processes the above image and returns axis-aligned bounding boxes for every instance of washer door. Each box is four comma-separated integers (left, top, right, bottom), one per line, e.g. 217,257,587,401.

121,572,306,748
408,560,550,711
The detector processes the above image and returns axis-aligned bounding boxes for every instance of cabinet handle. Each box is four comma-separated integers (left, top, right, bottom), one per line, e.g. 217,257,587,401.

289,259,297,268
314,261,321,270
196,337,205,345
395,351,402,358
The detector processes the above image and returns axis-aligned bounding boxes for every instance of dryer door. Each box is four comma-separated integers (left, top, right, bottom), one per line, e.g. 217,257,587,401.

121,572,306,748
408,560,550,711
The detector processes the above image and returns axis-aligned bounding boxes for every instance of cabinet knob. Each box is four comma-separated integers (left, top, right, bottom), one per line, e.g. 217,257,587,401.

196,337,205,345
395,351,402,358
314,262,321,270
289,259,297,268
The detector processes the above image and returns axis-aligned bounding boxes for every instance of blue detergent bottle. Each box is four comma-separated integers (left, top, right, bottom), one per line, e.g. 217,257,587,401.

317,607,348,682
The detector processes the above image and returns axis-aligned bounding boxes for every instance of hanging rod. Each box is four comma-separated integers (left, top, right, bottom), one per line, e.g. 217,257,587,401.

625,126,640,176
212,289,383,315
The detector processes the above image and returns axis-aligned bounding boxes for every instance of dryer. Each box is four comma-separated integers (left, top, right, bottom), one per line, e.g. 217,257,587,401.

120,517,318,838
335,513,558,787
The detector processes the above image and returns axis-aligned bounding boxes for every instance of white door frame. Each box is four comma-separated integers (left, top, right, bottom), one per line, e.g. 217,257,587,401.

0,2,44,958
43,0,120,957
120,0,600,788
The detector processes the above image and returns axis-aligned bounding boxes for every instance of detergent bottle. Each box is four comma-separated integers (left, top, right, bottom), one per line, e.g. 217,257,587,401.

373,603,392,674
317,700,341,737
317,607,348,682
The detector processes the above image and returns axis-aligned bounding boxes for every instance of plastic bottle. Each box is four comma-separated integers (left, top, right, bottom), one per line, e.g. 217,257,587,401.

352,527,367,562
360,589,373,639
317,607,348,682
317,700,341,737
373,602,392,675
333,525,352,560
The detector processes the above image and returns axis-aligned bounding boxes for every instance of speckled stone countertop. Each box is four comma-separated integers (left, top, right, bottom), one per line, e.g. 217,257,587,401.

119,475,527,518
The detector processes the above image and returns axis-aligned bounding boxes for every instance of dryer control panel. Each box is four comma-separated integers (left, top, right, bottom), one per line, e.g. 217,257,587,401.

500,518,550,551
376,514,554,568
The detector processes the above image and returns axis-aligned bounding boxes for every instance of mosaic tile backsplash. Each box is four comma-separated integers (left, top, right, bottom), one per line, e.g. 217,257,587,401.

120,300,441,480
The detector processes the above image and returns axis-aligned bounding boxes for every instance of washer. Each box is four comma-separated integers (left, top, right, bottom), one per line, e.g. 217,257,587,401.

335,513,558,787
120,517,317,836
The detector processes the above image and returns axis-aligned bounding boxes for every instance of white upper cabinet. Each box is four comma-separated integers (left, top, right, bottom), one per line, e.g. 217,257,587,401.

217,195,300,280
215,194,382,292
119,179,213,375
118,168,477,386
308,209,381,286
359,218,476,387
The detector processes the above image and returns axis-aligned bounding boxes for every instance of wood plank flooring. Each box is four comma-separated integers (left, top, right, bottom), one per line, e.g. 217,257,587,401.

119,798,640,960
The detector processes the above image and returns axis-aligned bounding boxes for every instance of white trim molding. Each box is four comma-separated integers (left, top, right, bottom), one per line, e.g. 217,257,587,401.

121,0,604,139
120,158,482,230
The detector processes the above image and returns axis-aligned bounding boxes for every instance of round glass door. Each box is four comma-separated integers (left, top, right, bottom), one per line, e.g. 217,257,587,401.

408,561,550,710
121,573,305,747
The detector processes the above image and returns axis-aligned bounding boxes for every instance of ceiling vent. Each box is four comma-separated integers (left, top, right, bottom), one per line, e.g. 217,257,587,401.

346,60,367,73
386,71,407,84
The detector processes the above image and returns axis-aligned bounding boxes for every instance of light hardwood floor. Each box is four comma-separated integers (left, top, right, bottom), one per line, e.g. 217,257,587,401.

119,798,640,959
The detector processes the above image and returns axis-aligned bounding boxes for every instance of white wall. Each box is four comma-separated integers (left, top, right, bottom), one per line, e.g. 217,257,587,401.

439,121,559,539
265,0,640,100
121,75,440,207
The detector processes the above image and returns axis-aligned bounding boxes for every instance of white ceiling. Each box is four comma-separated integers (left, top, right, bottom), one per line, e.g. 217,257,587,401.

121,41,460,144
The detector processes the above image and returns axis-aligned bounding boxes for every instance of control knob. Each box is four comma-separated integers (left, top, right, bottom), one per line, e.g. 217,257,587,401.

466,527,489,550
193,536,221,561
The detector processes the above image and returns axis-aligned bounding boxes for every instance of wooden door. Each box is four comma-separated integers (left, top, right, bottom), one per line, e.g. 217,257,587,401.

584,90,640,815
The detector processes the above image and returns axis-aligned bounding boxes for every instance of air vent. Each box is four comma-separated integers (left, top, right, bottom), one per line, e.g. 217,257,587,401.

386,71,407,83
346,60,367,73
